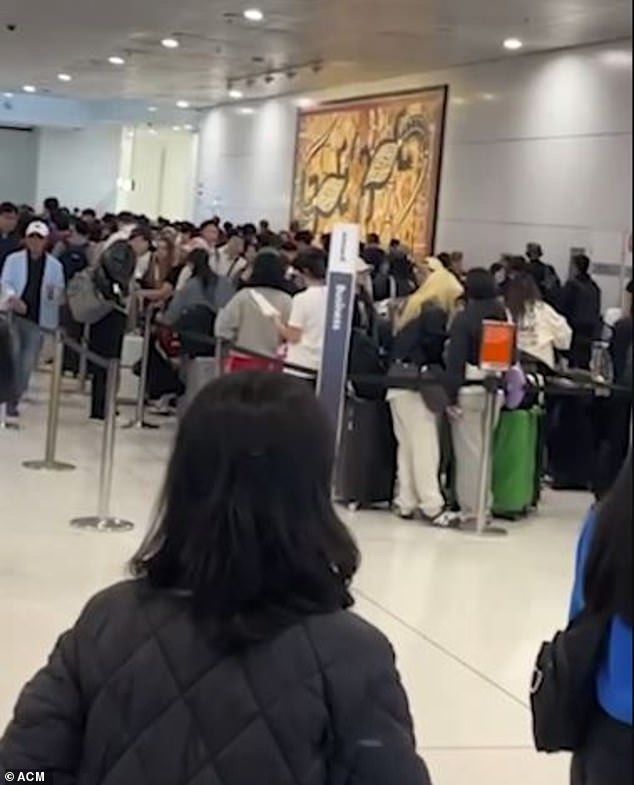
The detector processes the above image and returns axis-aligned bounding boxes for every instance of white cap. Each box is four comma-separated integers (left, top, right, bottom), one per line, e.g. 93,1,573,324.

25,220,50,238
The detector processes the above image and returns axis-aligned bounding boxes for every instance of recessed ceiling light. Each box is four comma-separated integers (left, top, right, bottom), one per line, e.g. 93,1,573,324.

503,38,523,51
243,8,264,21
238,107,255,115
172,125,182,131
22,85,36,93
148,128,158,135
161,37,180,49
229,88,244,99
108,56,126,65
3,92,14,98
184,124,194,131
176,99,190,108
148,106,158,112
57,73,72,82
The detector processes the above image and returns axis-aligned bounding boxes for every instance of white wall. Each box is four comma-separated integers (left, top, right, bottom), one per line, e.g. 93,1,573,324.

196,41,632,290
196,100,297,228
36,127,123,213
117,127,198,220
0,127,38,204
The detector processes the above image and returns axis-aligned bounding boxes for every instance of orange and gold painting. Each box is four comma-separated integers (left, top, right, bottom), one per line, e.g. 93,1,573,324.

292,87,447,256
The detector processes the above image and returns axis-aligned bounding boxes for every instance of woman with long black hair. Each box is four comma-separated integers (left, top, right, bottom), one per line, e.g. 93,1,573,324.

570,453,633,784
0,372,430,785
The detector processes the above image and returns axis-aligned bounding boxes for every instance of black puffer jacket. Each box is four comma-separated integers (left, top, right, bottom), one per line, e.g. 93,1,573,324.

0,581,431,785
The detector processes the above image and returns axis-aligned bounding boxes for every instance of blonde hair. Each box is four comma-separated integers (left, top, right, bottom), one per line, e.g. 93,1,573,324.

397,257,464,329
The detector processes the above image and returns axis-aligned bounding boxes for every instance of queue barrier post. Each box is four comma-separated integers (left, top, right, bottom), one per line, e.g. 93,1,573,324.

473,380,507,536
77,323,90,394
23,329,76,471
71,358,135,532
124,307,158,430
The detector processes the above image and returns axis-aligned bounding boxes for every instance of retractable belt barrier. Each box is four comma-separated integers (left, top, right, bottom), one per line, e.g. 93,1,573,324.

4,312,630,539
4,315,135,533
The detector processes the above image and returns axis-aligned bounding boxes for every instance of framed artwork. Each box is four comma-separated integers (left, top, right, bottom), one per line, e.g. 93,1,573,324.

291,86,448,256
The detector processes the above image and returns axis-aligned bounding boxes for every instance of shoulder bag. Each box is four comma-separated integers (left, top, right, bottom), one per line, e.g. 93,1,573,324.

531,609,611,753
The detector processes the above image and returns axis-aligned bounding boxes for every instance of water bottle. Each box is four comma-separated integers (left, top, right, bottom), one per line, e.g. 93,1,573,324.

590,340,613,396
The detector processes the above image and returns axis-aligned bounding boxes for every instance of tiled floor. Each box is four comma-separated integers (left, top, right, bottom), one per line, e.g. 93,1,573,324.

0,374,587,783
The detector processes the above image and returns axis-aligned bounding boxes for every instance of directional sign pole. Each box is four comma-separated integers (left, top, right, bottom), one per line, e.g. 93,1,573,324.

317,223,360,448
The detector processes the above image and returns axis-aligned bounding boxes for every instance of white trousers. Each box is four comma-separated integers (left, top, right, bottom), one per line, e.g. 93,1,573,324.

389,390,444,517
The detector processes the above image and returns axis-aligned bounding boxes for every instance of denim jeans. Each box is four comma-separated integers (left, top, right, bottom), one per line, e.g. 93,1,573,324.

11,317,43,403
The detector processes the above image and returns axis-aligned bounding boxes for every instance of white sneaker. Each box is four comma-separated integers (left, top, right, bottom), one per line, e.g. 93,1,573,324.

423,510,461,529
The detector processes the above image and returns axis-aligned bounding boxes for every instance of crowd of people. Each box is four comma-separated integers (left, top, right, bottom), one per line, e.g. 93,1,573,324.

0,197,631,783
0,199,632,507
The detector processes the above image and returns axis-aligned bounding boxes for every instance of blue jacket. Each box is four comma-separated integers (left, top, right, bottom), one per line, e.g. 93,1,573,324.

570,511,633,725
0,250,65,331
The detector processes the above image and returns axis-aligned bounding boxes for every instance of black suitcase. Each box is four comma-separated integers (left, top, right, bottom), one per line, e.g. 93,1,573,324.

334,397,396,509
547,391,595,491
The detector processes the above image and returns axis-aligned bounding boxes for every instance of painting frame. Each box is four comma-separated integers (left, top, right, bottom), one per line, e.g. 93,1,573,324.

291,84,449,257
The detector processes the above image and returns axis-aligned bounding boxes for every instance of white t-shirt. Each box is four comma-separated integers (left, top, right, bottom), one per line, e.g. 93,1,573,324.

285,285,328,372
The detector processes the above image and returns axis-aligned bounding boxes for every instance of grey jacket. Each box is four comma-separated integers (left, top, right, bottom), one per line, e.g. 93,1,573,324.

215,286,292,357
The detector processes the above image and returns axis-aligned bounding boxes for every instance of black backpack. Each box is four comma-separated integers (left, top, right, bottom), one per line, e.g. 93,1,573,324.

58,243,89,284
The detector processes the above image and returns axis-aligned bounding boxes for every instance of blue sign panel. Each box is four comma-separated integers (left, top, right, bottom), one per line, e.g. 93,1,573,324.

317,223,359,445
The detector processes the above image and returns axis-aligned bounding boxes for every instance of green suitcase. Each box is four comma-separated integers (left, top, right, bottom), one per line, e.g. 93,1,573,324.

492,409,540,518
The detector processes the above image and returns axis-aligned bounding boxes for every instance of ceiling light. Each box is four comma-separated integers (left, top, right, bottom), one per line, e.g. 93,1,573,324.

3,92,14,99
503,38,523,51
229,88,243,99
238,107,255,115
22,85,36,93
148,106,158,112
57,73,72,82
243,8,264,21
108,56,126,65
184,124,194,131
176,99,190,108
172,125,182,131
161,37,180,49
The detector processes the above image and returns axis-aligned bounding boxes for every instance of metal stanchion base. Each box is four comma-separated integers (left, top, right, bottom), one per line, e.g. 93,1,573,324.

122,419,160,430
460,519,509,537
70,515,135,532
23,459,76,472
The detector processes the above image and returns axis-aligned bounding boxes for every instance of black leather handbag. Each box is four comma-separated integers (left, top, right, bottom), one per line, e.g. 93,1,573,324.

531,610,611,753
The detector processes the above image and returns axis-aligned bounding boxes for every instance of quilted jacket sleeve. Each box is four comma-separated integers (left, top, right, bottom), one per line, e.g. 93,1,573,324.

0,629,84,783
308,614,432,785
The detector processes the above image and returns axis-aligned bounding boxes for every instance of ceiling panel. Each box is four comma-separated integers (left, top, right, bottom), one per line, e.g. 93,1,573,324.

0,0,631,105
